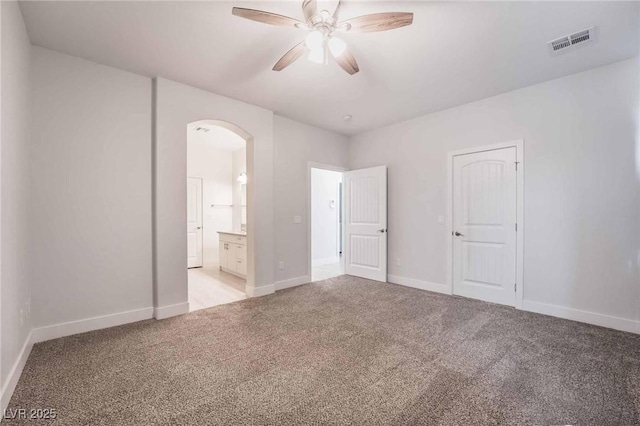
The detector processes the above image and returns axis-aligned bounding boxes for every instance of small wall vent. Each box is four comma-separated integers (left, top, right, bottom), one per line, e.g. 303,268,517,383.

548,26,596,54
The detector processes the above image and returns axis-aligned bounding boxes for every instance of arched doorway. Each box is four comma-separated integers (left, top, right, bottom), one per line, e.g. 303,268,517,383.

152,78,275,320
186,120,250,310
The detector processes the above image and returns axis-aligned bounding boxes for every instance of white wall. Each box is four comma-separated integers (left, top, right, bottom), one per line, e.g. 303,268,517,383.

30,47,153,327
232,147,246,232
349,58,640,332
154,78,274,306
1,0,32,406
187,136,233,264
311,168,342,265
273,115,349,284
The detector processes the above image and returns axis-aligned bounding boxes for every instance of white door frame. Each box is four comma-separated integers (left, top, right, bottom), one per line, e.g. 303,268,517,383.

307,162,347,281
184,119,251,298
446,139,525,309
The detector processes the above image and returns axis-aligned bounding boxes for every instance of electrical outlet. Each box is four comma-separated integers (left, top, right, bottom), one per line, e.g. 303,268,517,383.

395,258,402,266
278,261,285,270
293,216,302,224
438,216,445,224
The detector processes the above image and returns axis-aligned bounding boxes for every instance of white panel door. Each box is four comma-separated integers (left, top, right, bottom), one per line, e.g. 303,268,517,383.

345,166,387,282
452,147,517,306
187,177,203,268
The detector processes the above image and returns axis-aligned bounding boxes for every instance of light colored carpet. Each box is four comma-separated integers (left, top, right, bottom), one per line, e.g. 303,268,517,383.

6,276,640,425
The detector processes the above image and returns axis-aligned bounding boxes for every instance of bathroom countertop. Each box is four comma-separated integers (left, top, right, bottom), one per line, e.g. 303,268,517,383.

217,231,247,237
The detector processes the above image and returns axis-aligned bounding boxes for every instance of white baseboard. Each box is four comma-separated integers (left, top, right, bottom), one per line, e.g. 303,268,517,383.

312,257,340,267
523,300,640,335
388,275,450,295
32,307,154,343
1,331,33,414
387,275,639,335
246,284,275,297
154,302,189,320
275,275,311,291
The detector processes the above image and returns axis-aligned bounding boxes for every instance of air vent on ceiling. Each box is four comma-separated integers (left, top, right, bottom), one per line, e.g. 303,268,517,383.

548,26,596,54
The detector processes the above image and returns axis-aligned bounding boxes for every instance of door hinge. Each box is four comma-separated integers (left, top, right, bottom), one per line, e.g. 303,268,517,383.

514,283,517,292
515,161,519,171
515,223,518,232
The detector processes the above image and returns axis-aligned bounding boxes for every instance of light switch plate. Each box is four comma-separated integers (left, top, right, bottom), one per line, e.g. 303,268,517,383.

294,215,302,224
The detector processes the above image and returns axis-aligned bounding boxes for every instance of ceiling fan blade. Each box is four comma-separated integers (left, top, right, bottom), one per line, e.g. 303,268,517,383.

232,7,302,27
273,42,306,71
302,0,317,23
340,12,413,33
333,47,359,75
332,0,342,22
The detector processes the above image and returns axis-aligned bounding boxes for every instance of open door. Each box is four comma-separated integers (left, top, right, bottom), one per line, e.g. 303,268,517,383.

187,177,203,268
345,166,387,282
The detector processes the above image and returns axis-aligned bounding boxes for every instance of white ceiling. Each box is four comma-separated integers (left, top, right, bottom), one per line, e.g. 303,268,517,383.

188,121,246,151
20,1,639,136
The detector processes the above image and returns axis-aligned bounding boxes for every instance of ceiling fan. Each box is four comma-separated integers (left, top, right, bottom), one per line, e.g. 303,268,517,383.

232,0,413,75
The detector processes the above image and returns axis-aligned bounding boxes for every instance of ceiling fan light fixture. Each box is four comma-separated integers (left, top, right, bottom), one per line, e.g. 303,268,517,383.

328,36,346,57
305,30,324,51
308,46,327,64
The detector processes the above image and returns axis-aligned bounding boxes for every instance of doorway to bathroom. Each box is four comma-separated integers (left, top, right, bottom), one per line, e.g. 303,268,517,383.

186,120,248,311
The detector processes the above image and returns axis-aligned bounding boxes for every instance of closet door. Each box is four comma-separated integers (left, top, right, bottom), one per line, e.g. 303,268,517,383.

452,147,517,306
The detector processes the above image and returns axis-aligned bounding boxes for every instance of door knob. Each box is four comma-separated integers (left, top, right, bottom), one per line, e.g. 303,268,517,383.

454,231,464,237
197,226,201,230
378,229,387,233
